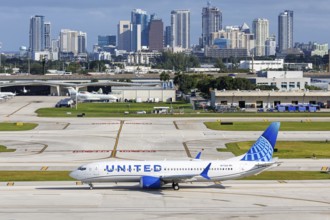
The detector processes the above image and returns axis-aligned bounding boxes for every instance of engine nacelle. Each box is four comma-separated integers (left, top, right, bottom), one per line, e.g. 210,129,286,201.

140,176,162,189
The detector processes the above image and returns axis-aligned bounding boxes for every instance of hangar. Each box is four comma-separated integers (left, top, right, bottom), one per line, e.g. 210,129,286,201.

0,76,175,102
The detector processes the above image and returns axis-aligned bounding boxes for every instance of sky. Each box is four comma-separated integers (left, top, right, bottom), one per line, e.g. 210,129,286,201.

0,0,329,51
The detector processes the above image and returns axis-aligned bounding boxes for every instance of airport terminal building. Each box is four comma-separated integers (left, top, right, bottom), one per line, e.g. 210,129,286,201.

211,89,330,109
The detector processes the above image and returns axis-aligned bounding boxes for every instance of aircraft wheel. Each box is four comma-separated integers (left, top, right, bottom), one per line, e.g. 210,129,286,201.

88,183,94,190
172,183,180,190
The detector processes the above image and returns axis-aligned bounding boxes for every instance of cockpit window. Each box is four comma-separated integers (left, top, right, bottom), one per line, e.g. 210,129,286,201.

78,166,87,171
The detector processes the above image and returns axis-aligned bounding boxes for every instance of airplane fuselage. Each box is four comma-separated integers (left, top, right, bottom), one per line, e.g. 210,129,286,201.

71,92,117,102
70,160,273,184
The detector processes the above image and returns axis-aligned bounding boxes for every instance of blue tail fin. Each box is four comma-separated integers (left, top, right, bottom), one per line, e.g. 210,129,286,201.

241,122,280,162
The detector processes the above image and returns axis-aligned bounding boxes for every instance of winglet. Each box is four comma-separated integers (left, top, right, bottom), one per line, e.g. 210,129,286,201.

200,163,212,180
194,149,204,159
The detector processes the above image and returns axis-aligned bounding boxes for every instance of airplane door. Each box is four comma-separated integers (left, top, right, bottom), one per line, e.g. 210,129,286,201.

93,164,99,176
240,163,246,172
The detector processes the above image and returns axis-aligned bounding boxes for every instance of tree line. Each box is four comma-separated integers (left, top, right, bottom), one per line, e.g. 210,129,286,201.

174,73,277,98
153,51,200,71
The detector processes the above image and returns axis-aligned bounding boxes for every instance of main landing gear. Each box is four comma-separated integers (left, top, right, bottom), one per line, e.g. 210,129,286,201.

88,183,94,190
172,182,180,190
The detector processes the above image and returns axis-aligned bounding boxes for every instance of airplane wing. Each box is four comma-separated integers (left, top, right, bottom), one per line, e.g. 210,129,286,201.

84,97,102,100
161,174,198,183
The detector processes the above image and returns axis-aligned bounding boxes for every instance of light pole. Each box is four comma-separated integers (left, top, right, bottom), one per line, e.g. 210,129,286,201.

75,86,78,110
0,42,2,72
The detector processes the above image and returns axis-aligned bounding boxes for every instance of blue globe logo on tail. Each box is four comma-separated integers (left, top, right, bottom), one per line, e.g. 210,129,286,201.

241,122,280,162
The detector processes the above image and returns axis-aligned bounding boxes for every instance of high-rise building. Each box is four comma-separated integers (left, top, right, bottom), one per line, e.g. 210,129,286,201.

29,15,45,52
252,18,269,56
171,10,190,49
131,9,149,51
311,43,329,56
266,35,276,56
164,26,171,47
148,19,164,51
60,29,79,55
98,35,116,47
51,39,59,53
240,22,250,34
117,20,131,51
44,22,51,50
278,10,294,52
210,26,255,56
202,2,222,47
78,31,87,54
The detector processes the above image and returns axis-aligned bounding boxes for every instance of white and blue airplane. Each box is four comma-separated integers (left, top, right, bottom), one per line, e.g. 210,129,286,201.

70,122,281,190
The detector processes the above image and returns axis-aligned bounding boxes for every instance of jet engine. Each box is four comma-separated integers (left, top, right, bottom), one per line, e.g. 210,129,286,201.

140,176,162,189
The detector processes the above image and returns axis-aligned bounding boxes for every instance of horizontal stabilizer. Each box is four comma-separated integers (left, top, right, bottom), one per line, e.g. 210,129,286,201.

195,152,202,159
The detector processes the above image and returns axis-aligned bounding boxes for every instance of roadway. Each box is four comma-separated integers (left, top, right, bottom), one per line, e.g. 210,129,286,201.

0,96,330,219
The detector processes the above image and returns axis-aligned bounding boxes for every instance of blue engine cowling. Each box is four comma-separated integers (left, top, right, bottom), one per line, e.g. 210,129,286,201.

140,176,162,189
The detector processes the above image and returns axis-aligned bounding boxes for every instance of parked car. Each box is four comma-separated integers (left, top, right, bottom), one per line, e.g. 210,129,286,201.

55,98,74,108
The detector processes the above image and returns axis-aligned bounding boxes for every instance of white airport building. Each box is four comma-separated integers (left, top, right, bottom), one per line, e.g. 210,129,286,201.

252,71,310,91
211,89,330,109
239,59,313,72
240,59,284,72
111,86,176,102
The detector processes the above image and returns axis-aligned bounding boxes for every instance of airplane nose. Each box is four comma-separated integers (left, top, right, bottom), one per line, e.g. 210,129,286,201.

69,170,78,179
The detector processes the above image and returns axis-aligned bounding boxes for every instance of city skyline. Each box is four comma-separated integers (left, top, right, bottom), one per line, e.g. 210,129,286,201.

0,0,329,51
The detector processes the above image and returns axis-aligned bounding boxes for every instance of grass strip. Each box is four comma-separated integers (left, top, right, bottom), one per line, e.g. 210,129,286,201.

220,141,330,158
0,145,15,152
205,121,330,131
0,171,73,181
36,102,330,117
0,123,38,131
241,171,330,180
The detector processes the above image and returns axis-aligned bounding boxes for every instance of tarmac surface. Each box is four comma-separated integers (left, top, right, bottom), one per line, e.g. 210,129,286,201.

1,181,330,220
0,96,330,219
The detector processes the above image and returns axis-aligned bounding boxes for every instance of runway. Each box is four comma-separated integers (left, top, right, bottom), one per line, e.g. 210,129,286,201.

1,96,330,219
1,180,330,220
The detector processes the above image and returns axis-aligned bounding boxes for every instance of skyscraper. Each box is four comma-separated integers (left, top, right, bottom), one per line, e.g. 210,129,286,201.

131,9,149,51
171,10,190,49
148,18,164,51
98,35,116,47
117,20,131,51
278,10,294,52
44,22,51,50
202,2,222,47
60,29,79,55
164,26,171,47
78,31,87,54
252,18,269,56
29,15,45,52
265,35,276,56
210,26,255,55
